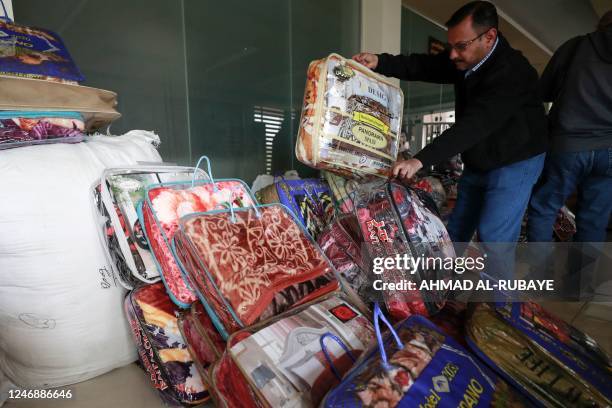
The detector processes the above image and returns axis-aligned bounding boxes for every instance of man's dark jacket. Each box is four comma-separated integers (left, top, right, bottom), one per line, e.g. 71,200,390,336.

540,26,612,152
375,34,547,171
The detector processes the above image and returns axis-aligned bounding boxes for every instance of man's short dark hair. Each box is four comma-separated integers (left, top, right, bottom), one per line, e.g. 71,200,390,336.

446,1,499,31
598,10,612,31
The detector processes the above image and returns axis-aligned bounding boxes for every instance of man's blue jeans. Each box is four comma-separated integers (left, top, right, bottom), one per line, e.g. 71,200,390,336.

528,148,612,243
527,148,612,298
447,153,545,281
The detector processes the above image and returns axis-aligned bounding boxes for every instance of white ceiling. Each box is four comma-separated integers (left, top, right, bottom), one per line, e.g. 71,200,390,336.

494,0,600,51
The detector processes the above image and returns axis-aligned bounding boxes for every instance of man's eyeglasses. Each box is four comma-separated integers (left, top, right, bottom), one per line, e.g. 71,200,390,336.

447,28,492,52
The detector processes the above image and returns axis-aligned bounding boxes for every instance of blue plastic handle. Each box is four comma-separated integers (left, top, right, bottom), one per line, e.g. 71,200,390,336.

192,155,217,191
373,302,404,371
320,332,356,381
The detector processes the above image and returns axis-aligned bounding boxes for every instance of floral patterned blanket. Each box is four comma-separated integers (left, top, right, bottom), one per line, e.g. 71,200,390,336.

142,180,255,307
0,115,84,149
174,205,339,333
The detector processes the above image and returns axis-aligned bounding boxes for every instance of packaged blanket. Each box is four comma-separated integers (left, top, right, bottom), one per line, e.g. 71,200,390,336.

353,181,454,319
256,177,335,240
296,54,403,178
317,214,370,299
218,295,375,407
0,76,120,130
324,171,361,214
142,178,257,308
323,304,528,407
466,302,612,407
388,183,454,262
0,20,84,82
172,204,340,337
410,176,447,213
93,166,208,289
177,301,225,383
124,283,210,406
211,352,262,408
0,111,84,149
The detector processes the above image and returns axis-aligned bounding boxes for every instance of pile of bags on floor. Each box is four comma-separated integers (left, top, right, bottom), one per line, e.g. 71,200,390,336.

0,41,607,406
103,163,610,407
102,156,466,407
0,17,152,402
91,54,608,407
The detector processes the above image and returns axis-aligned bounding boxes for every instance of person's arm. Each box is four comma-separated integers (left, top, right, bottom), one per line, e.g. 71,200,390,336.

375,51,458,84
414,66,534,168
540,37,581,103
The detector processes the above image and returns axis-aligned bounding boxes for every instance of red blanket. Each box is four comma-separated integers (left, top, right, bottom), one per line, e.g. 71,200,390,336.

177,205,339,332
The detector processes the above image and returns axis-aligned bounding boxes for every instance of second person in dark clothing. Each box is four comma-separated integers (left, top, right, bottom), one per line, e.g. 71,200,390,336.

527,11,612,299
528,11,612,244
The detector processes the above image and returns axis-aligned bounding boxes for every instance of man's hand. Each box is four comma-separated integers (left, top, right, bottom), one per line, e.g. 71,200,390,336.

392,159,423,181
352,53,379,70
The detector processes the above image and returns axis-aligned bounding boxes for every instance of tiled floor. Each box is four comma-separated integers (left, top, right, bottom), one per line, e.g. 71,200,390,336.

3,364,166,408
570,302,612,355
541,301,612,356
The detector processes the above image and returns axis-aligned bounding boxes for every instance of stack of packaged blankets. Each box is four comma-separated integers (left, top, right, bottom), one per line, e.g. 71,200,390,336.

0,18,119,150
0,18,147,396
89,53,610,408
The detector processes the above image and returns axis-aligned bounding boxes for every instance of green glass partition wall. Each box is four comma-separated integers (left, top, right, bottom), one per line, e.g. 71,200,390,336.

14,0,360,183
401,7,455,113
